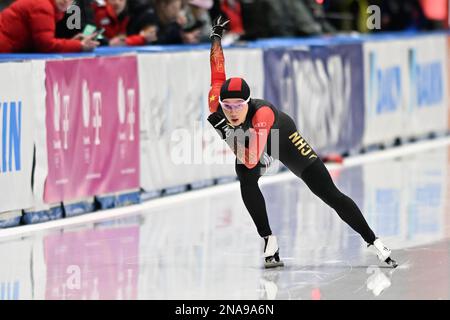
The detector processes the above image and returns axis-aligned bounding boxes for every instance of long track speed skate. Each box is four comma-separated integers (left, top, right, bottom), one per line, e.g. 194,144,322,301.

369,238,398,268
264,235,284,268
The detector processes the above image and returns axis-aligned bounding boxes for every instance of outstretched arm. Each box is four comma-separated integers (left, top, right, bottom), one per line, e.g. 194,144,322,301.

206,17,274,169
208,16,229,113
207,16,273,169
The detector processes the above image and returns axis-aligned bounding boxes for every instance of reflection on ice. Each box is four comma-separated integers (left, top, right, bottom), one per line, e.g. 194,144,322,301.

0,145,449,299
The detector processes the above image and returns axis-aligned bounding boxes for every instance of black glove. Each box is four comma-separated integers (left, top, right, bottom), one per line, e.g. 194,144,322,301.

207,112,233,140
210,15,230,39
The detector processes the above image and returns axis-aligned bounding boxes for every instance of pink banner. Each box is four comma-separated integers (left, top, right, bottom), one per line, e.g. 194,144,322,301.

44,226,140,300
44,56,139,202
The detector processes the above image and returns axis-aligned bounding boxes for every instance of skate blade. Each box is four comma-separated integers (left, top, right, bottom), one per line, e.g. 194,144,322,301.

264,261,284,269
385,257,398,268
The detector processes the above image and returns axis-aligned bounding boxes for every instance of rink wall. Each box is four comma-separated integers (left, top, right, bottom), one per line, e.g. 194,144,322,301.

0,31,449,227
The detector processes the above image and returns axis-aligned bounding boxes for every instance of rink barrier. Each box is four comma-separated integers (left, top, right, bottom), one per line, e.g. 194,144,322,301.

95,194,117,210
162,185,189,196
362,34,448,149
115,190,141,207
140,190,163,201
42,56,141,205
21,204,64,225
190,179,215,190
0,62,37,215
0,31,449,227
95,190,141,211
63,198,96,218
0,211,22,228
263,42,365,155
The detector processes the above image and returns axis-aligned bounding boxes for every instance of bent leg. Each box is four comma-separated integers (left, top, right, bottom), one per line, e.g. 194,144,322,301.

275,111,376,244
235,162,272,237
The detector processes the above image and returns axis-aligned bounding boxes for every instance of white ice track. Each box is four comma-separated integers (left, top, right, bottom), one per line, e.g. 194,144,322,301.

2,136,450,300
1,136,450,240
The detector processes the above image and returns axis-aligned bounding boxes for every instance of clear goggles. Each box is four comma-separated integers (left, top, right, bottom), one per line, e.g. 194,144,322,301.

219,97,250,111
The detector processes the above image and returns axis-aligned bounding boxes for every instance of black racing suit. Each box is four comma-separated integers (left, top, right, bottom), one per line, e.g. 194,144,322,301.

208,38,376,244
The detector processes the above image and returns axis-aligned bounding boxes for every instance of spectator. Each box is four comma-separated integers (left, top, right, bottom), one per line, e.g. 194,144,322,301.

238,0,272,39
153,0,184,44
127,0,159,36
240,0,324,40
420,0,448,29
182,0,213,43
374,0,428,31
0,0,99,53
219,0,244,35
92,0,158,46
303,0,336,34
324,0,371,33
209,0,243,43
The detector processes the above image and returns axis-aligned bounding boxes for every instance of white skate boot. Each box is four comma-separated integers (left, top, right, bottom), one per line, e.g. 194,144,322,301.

263,235,284,268
368,238,398,268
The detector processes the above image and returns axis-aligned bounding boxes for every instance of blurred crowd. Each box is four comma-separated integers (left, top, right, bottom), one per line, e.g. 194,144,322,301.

0,0,448,53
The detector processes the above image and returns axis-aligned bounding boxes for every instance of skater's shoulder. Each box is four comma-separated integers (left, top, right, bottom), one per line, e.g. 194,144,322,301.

250,98,278,110
248,99,278,128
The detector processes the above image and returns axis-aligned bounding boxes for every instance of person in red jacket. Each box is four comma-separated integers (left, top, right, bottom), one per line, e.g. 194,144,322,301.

0,0,99,53
92,0,158,46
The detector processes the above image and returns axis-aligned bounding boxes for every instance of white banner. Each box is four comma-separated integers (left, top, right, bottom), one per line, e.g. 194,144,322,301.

138,49,264,192
139,51,207,192
363,39,410,147
363,34,448,147
30,60,50,211
0,62,36,212
405,35,448,137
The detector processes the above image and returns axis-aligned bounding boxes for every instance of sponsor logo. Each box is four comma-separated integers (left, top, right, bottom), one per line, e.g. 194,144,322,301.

368,52,402,115
52,81,103,150
118,78,126,124
0,100,22,173
277,51,353,151
117,78,136,142
82,80,90,128
409,48,443,109
92,92,102,145
127,89,136,141
52,83,70,150
253,121,267,128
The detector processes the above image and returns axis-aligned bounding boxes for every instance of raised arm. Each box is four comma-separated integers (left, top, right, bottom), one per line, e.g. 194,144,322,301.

206,17,274,169
208,16,229,113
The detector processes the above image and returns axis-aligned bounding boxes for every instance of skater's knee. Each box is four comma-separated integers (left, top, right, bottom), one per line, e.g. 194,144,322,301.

239,179,259,189
315,187,346,208
236,165,260,184
329,191,347,207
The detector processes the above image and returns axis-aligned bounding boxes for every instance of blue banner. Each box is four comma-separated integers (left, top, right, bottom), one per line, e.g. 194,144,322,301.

263,44,365,155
